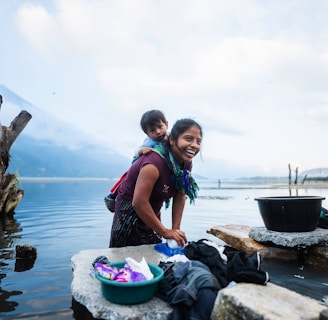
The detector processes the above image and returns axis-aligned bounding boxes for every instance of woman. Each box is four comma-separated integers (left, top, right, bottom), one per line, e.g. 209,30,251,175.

109,118,203,248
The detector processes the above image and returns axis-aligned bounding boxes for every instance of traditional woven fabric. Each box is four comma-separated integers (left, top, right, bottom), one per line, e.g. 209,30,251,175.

153,145,199,204
109,198,162,247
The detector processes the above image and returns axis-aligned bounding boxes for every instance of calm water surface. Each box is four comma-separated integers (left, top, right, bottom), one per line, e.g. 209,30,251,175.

0,179,327,319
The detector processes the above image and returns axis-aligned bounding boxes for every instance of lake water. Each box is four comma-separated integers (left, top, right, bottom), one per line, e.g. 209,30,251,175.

0,178,328,319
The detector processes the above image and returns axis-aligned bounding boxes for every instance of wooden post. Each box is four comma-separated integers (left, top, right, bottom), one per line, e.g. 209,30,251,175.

0,94,32,215
294,167,298,185
302,174,307,184
288,163,292,196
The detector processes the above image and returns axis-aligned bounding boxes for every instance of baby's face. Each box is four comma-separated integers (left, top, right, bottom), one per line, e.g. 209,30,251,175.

146,120,168,142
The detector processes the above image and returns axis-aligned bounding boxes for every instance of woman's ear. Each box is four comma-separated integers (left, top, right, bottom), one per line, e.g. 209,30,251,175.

169,135,174,146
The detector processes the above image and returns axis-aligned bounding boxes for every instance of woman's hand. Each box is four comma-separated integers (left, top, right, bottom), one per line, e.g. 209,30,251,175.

162,229,187,247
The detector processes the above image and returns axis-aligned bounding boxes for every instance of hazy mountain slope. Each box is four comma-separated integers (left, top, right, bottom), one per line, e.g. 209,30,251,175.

301,168,328,178
8,135,130,178
0,84,96,148
2,84,326,180
7,134,208,180
1,84,130,178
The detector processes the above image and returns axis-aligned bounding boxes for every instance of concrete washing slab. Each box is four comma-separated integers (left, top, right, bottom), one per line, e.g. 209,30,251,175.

249,226,328,247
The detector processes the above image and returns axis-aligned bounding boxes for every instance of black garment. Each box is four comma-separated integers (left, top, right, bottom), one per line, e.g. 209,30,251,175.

184,239,269,286
183,239,229,287
226,249,269,284
171,288,218,320
157,260,221,320
318,207,328,229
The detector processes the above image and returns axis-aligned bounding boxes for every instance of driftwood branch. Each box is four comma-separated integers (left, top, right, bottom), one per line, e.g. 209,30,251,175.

0,110,32,173
8,110,33,147
0,95,32,215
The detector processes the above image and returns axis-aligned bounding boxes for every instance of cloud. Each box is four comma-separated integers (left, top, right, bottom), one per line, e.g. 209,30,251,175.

1,0,328,177
16,4,60,58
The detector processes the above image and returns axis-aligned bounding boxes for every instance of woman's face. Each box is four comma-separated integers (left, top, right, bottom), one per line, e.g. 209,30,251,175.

170,125,202,164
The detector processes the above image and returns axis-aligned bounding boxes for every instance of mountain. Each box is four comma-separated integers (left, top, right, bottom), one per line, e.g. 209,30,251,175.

2,84,325,180
300,168,328,178
0,84,99,148
1,84,130,178
8,135,130,178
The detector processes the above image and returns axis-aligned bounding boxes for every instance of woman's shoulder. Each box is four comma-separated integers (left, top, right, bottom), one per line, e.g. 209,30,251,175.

136,152,168,171
143,151,165,163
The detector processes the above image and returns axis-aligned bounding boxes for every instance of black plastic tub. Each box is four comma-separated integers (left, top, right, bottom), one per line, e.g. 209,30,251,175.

254,196,325,232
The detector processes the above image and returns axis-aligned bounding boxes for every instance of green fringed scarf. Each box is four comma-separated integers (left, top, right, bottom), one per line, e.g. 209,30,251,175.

153,145,199,206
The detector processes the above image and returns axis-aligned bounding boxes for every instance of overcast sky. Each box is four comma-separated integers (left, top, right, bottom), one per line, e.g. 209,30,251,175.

1,0,328,178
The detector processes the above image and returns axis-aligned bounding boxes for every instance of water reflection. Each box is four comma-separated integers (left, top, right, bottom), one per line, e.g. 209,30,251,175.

15,255,37,272
0,213,23,251
0,288,22,312
71,298,94,320
0,213,24,312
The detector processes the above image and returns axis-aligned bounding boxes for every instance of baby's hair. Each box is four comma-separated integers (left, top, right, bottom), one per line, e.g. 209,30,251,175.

140,110,167,134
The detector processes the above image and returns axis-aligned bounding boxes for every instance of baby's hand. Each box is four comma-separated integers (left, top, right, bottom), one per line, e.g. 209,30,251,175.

141,147,153,155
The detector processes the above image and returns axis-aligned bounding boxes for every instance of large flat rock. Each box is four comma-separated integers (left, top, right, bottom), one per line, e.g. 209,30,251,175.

212,282,327,320
207,224,328,268
207,224,299,260
71,245,172,320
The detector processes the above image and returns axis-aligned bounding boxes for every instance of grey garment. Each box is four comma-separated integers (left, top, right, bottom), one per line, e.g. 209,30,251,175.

169,260,221,306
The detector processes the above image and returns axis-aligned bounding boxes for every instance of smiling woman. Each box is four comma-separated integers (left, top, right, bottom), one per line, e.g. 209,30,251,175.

109,118,203,248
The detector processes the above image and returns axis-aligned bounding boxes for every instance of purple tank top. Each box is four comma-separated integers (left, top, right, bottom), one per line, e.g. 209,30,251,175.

118,152,191,213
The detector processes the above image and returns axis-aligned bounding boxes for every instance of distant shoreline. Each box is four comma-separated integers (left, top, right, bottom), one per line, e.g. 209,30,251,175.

20,177,113,182
18,176,328,189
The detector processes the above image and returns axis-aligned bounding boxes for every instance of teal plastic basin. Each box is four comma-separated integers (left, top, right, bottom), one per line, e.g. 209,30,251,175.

95,261,164,304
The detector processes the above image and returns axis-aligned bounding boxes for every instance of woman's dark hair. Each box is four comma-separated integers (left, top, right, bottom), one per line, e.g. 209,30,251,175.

140,110,167,134
169,118,203,142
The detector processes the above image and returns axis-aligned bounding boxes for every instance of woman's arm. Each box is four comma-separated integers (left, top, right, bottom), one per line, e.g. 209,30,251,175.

132,164,187,246
171,191,186,230
132,163,167,235
171,191,187,246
